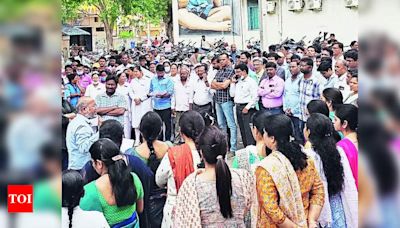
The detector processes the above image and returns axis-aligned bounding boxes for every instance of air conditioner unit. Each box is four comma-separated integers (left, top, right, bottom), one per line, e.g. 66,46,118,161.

266,1,277,14
345,0,358,8
287,0,304,11
307,0,322,10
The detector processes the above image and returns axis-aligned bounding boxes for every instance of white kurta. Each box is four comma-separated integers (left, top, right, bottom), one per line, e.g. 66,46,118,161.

116,83,133,139
130,76,153,128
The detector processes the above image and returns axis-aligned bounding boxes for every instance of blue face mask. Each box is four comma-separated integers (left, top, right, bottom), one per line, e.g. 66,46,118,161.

101,76,107,83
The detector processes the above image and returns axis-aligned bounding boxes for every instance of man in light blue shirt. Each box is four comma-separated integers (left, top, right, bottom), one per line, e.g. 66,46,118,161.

317,60,339,89
149,64,174,140
283,61,304,143
66,97,99,170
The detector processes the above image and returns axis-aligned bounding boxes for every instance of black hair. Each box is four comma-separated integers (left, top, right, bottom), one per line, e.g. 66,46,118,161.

333,42,344,51
290,54,301,62
99,70,109,76
317,61,332,72
322,47,333,57
240,51,251,59
105,75,118,84
139,55,146,61
251,111,268,136
99,120,124,148
323,88,343,111
98,56,106,61
62,170,84,228
300,57,314,67
320,57,333,65
268,44,276,52
211,55,220,62
65,65,72,70
89,138,137,207
132,65,143,72
198,126,232,218
67,73,76,83
194,48,199,53
307,100,330,117
179,111,205,143
139,111,163,173
156,64,165,72
306,113,344,196
344,50,358,61
198,110,215,127
264,62,277,69
350,40,357,47
263,114,308,171
348,69,358,78
296,46,305,52
307,45,316,51
234,63,249,74
219,53,230,59
266,53,279,60
335,104,358,131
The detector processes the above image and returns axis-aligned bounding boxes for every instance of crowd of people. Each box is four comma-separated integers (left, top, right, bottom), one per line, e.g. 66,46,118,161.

61,34,359,227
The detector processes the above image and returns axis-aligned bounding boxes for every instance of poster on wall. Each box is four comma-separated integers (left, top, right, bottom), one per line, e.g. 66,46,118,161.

177,0,241,36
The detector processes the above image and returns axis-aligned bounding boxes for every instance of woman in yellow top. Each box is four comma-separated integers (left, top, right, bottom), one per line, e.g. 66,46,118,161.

255,114,325,228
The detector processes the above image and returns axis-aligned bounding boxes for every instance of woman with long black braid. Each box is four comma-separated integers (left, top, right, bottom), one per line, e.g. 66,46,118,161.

62,170,108,228
304,113,358,227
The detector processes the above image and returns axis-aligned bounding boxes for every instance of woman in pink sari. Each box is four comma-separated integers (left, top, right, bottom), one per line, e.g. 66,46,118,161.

334,104,358,188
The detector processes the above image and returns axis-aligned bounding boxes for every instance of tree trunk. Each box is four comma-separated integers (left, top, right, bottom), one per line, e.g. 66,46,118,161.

165,1,174,43
104,21,114,51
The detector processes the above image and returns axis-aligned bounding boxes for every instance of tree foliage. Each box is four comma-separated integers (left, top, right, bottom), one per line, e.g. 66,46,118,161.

61,0,169,49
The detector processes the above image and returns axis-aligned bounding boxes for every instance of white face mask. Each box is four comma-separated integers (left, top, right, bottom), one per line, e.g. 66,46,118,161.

76,70,84,75
164,66,171,73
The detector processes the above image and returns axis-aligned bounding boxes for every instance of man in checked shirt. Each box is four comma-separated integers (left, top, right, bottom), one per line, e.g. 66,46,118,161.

211,53,238,153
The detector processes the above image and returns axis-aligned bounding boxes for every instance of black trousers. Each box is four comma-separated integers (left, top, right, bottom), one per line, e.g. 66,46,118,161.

193,102,213,114
236,104,256,147
155,108,172,141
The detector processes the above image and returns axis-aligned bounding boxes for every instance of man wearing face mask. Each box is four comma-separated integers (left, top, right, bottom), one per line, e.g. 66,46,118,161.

95,76,127,126
299,57,324,124
76,64,92,92
172,67,193,143
66,97,100,170
230,63,258,147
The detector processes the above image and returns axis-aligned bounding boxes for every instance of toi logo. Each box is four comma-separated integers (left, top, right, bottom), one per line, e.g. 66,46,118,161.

8,185,33,213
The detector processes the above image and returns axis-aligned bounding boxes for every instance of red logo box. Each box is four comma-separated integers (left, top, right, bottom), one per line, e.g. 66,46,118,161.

8,185,33,213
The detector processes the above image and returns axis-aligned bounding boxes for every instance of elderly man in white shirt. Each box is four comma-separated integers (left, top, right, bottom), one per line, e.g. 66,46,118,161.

171,66,193,143
229,63,258,147
334,59,351,99
191,64,215,114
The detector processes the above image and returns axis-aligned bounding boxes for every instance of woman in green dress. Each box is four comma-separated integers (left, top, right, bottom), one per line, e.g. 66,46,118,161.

80,138,144,228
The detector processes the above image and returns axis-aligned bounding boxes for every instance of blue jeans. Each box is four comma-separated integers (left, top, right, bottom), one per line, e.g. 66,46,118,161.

262,107,284,116
215,101,237,152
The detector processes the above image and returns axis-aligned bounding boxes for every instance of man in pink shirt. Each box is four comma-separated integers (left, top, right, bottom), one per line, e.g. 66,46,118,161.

257,62,285,116
76,64,92,92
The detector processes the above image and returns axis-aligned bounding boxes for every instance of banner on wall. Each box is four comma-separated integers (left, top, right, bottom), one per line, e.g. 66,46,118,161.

176,0,241,36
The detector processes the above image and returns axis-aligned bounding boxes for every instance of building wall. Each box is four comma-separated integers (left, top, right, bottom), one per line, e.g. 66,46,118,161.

260,0,358,49
172,0,261,49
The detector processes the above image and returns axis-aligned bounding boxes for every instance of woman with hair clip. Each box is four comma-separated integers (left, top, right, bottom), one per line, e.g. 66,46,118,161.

156,111,205,228
130,65,152,146
304,113,358,227
321,88,343,121
174,126,253,227
256,114,325,228
80,138,144,227
62,170,109,228
334,104,358,188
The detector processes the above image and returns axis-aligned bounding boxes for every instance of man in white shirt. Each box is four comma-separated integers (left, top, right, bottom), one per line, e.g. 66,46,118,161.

334,59,351,99
229,63,258,147
172,66,193,143
192,64,214,114
84,72,105,99
317,61,338,89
